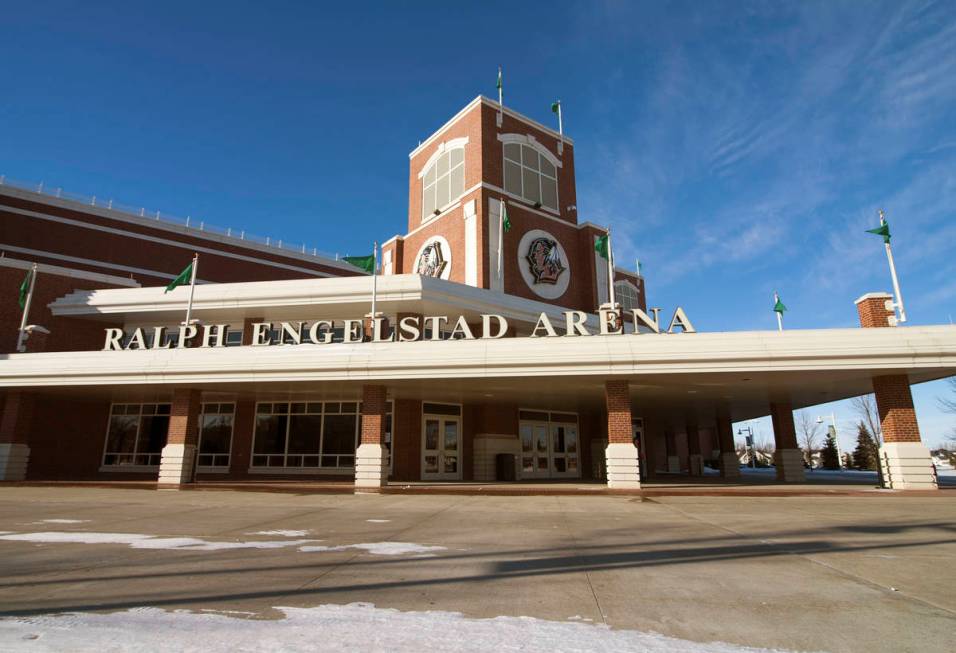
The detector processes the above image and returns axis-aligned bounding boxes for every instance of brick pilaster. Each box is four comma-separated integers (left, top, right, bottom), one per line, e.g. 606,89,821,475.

854,293,894,328
361,385,387,445
167,389,201,447
873,375,921,443
769,402,799,449
0,390,35,445
242,317,263,346
605,380,632,444
715,408,740,479
686,421,701,456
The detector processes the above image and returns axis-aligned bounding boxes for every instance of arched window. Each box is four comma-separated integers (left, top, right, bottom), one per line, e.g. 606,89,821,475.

422,147,465,220
615,280,641,311
503,142,558,211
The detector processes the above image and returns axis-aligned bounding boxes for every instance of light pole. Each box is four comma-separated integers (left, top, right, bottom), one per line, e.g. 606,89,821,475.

816,412,842,469
737,425,756,468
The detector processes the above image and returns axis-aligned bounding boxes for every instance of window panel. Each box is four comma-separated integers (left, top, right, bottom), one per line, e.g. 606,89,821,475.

136,415,169,455
449,165,464,202
522,145,539,170
504,160,522,195
437,174,450,209
540,157,556,178
199,414,233,455
322,414,357,456
288,415,322,454
541,177,558,210
522,168,541,203
423,184,436,216
449,148,463,167
437,151,450,176
504,143,521,162
424,164,436,186
254,414,288,455
106,415,138,453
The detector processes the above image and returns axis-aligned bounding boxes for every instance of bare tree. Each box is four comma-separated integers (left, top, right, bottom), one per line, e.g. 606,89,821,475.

851,394,882,446
796,410,822,466
937,376,956,443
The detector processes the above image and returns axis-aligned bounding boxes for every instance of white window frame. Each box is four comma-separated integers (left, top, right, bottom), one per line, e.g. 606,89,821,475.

420,138,468,223
250,401,361,472
197,402,236,471
499,133,561,214
101,402,171,470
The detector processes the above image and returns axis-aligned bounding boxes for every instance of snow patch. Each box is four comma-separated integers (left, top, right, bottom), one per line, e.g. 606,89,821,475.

298,542,447,556
0,531,318,552
0,603,799,652
248,530,310,537
33,519,90,524
366,519,391,523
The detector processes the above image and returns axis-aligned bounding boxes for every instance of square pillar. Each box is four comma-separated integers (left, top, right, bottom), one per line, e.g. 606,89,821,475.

0,391,34,481
716,409,740,480
769,401,805,482
873,375,936,490
686,419,703,476
356,385,388,489
605,380,640,489
158,389,201,485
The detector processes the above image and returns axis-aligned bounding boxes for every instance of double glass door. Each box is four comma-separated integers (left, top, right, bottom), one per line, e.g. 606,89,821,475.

520,420,579,479
422,415,461,480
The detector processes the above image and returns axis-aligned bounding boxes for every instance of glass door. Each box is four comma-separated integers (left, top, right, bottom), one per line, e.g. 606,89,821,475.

519,421,550,479
550,423,579,477
422,415,460,480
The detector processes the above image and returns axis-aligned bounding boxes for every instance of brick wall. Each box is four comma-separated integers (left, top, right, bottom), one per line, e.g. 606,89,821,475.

605,380,632,444
872,375,922,443
26,395,114,480
0,390,34,445
391,399,422,481
769,402,799,449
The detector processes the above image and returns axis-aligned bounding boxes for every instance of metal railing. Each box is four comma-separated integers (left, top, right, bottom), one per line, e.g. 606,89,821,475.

0,174,351,265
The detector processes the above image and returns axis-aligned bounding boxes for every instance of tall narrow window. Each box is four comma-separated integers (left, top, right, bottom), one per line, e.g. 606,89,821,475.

422,147,465,220
198,403,235,468
503,143,558,211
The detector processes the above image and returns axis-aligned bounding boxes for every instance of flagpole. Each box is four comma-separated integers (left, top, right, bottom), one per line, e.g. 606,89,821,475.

183,253,198,326
15,263,38,353
371,241,378,318
498,66,503,107
497,199,505,282
606,227,616,307
774,291,783,332
880,210,906,323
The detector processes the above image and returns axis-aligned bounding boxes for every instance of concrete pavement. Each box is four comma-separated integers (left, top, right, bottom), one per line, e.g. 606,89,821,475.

0,486,953,652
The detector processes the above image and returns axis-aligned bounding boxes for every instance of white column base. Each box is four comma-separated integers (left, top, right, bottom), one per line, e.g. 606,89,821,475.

774,448,806,482
880,442,938,490
666,455,680,473
688,454,703,476
158,444,196,485
719,452,741,479
0,443,30,481
605,443,641,489
355,443,387,488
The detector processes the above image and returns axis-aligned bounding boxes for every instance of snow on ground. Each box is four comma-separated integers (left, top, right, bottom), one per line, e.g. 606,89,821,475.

247,529,310,537
30,519,90,524
0,531,446,557
298,542,447,556
366,519,391,523
0,603,800,653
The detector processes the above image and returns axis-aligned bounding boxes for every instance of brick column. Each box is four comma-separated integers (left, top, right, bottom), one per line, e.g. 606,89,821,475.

873,375,936,489
855,292,936,489
0,391,34,480
158,389,201,485
686,419,703,476
769,401,805,482
715,408,740,480
356,385,388,489
242,317,263,346
604,380,640,488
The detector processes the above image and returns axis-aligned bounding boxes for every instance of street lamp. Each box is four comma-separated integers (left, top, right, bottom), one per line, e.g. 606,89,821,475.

816,412,842,469
737,425,756,469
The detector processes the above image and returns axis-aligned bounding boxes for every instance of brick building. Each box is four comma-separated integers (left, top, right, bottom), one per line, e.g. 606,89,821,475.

1,96,953,490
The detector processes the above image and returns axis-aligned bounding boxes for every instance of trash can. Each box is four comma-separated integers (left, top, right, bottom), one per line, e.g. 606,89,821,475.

495,453,516,482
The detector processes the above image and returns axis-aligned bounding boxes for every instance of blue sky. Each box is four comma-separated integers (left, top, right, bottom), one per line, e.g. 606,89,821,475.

2,1,954,449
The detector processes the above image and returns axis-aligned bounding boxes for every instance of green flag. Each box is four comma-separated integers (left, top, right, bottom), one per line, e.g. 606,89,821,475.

865,221,891,244
496,67,502,90
595,233,609,260
551,101,560,114
165,261,193,293
344,254,375,274
773,297,787,314
502,202,511,232
18,269,32,310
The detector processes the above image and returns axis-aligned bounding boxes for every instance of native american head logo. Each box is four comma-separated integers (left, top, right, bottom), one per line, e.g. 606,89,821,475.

525,237,566,285
416,241,447,278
